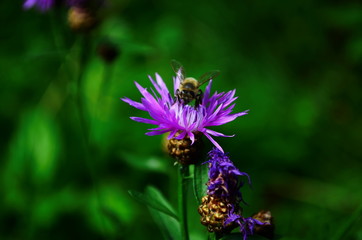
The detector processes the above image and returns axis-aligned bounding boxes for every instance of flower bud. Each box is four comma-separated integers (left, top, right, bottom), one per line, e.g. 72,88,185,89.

198,195,239,233
68,6,98,32
97,42,120,64
167,131,203,165
252,210,274,238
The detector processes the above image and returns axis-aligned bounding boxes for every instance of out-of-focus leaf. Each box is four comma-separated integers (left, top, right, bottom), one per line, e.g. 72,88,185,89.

193,163,208,204
121,152,168,173
4,108,60,188
331,204,362,240
87,183,136,236
146,186,181,240
32,187,81,227
101,207,125,233
128,186,178,220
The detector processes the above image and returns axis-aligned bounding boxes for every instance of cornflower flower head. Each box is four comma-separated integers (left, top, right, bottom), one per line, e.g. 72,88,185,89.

23,0,55,11
23,0,86,11
122,73,248,164
205,148,251,203
199,148,267,238
224,214,264,240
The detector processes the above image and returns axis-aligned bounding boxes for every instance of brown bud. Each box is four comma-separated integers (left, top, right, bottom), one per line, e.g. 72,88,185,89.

97,42,120,64
167,131,203,165
252,210,275,239
198,195,239,233
68,7,98,32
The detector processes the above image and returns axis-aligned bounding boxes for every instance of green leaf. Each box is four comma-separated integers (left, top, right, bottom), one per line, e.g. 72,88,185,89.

331,204,362,240
146,186,181,240
148,206,181,240
128,186,179,220
121,152,168,173
193,163,209,204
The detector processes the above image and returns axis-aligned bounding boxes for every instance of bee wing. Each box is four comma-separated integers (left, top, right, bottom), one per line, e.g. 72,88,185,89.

198,70,220,86
171,59,185,81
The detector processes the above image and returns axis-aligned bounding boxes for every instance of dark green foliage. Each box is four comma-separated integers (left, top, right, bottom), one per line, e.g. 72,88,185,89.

128,187,179,220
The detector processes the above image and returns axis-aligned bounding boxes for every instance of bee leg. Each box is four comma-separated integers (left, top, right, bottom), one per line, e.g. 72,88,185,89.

175,89,181,103
195,89,203,108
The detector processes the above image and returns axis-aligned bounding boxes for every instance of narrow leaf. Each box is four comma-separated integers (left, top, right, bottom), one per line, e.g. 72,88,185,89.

128,187,179,220
331,204,362,240
148,206,182,240
193,163,209,204
145,186,181,240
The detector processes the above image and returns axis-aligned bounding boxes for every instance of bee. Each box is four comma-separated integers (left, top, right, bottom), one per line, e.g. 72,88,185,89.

171,59,220,107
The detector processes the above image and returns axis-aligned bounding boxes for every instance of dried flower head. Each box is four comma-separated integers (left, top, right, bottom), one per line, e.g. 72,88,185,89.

224,214,265,240
199,148,266,239
206,148,251,202
252,210,274,239
122,73,248,154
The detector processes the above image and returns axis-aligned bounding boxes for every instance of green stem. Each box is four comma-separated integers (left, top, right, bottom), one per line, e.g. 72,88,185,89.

178,165,190,240
74,34,108,236
76,38,89,138
215,232,223,240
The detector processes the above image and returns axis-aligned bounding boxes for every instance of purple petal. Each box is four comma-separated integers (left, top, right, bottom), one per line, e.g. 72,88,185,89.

204,132,224,153
121,97,147,111
206,129,234,138
23,0,37,8
145,129,170,136
130,117,159,125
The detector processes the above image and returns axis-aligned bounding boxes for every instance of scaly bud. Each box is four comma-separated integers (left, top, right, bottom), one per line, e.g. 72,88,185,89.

167,131,203,165
68,6,98,32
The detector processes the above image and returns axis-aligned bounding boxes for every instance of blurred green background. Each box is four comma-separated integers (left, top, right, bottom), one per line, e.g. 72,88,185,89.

1,0,362,239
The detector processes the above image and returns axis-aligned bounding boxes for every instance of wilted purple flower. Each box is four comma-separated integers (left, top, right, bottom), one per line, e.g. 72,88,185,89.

122,73,248,152
199,148,266,238
205,148,251,202
224,214,264,240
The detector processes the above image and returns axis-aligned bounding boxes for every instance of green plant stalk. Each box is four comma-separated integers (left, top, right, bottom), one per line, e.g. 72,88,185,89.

215,232,223,240
74,34,108,236
178,165,190,240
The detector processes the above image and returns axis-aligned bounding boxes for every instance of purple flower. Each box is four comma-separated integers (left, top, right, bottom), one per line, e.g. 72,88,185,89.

23,0,55,11
122,73,248,152
23,0,87,11
199,148,266,237
224,214,265,240
205,148,251,202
